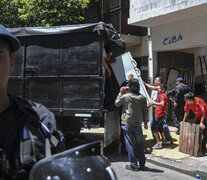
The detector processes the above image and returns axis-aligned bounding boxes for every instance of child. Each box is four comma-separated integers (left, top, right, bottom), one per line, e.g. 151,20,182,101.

149,84,168,149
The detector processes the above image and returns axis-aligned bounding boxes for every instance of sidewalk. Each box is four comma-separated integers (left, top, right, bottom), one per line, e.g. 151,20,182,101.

143,124,207,179
80,125,207,179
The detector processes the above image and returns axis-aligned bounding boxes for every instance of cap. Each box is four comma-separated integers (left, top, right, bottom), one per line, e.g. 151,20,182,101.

176,77,183,82
0,24,20,52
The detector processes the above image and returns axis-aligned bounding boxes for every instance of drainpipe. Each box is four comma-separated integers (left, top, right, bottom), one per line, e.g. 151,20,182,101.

147,27,153,84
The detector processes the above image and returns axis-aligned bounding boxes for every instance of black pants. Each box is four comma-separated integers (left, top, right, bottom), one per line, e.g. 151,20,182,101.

172,103,184,129
195,120,207,150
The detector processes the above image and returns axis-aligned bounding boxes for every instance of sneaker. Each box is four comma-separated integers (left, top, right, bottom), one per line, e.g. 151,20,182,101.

176,129,180,135
125,165,139,172
163,140,173,145
152,143,162,149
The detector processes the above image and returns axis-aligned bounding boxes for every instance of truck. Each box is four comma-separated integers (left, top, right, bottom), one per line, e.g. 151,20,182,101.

8,22,125,144
8,22,150,146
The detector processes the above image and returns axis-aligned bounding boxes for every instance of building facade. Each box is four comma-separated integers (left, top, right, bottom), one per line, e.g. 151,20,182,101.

128,0,207,96
84,0,149,81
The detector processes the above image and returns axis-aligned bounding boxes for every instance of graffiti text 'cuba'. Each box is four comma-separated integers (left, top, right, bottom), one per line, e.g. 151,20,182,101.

163,34,183,45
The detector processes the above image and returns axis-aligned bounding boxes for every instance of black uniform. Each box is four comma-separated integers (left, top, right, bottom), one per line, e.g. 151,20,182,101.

0,95,63,180
171,83,190,130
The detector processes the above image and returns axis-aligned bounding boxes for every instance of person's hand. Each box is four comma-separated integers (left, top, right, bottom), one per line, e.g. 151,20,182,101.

120,87,126,94
174,102,178,107
200,122,206,130
107,70,111,77
110,58,116,63
144,124,148,129
148,102,154,107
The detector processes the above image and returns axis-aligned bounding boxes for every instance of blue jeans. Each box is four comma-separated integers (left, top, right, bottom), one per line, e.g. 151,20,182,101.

163,119,173,141
122,125,146,169
150,108,172,141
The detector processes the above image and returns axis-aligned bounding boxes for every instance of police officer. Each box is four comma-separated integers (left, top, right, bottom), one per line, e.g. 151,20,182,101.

171,77,190,134
0,24,63,179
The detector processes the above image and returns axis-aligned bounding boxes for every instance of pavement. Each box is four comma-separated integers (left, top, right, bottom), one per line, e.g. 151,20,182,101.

143,124,207,180
80,124,207,179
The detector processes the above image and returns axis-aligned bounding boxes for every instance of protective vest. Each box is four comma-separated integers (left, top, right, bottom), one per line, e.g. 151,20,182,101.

0,95,65,180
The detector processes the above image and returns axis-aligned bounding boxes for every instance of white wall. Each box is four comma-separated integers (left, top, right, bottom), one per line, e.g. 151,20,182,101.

126,36,148,57
152,15,207,51
129,0,207,27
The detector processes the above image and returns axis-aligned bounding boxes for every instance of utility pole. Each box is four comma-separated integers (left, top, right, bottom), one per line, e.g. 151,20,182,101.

147,27,153,119
147,27,153,84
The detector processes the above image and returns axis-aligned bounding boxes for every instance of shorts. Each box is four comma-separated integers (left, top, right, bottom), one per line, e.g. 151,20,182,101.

152,116,165,134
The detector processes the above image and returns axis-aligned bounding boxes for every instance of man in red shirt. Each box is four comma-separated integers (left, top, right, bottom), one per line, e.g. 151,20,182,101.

183,92,207,152
149,84,168,149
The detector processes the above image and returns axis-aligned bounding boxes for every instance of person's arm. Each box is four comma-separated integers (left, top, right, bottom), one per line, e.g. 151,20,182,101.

182,111,189,122
114,87,126,107
183,102,190,122
149,100,164,107
173,86,181,105
197,99,206,129
103,59,111,77
200,113,206,130
143,81,159,90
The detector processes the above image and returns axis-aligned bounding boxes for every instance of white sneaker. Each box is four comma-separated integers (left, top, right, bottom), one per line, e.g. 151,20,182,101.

152,143,162,149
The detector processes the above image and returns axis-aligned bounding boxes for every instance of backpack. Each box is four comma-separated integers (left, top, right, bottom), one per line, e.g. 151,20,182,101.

0,95,65,179
182,84,190,94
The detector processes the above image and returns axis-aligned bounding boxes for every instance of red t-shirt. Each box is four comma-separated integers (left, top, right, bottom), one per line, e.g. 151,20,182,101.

104,56,111,79
184,97,207,120
105,56,110,63
155,92,168,118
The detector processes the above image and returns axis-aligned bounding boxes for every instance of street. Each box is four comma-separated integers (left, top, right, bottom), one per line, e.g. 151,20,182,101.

108,155,195,180
2,1,207,180
67,129,197,180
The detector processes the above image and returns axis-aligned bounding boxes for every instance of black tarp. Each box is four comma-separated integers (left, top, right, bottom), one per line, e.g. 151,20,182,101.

8,22,125,48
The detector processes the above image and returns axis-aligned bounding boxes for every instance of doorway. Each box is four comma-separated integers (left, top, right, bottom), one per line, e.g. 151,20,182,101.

158,51,194,90
158,51,194,122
